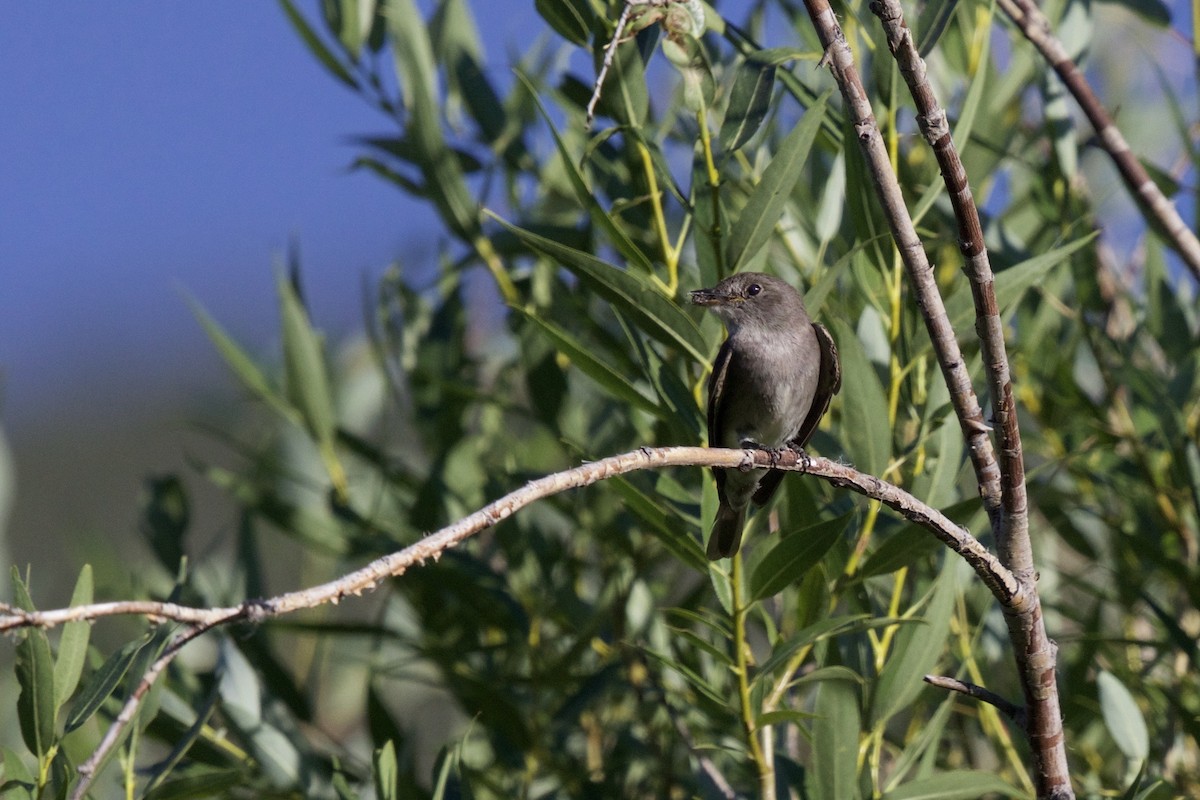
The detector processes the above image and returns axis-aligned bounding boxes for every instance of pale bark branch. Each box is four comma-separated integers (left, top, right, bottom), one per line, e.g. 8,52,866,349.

8,445,1022,797
997,0,1200,283
801,0,1005,538
1,447,1021,638
803,0,1073,795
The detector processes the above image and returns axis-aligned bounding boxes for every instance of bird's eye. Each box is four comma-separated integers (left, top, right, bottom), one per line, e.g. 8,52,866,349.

747,283,762,297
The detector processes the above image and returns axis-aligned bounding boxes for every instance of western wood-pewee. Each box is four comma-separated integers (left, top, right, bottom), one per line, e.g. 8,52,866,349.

691,272,841,560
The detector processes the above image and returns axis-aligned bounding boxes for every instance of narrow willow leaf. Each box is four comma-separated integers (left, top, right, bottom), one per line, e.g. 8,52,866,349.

831,317,890,477
278,0,356,88
720,58,776,152
516,72,656,275
944,233,1098,329
870,559,958,725
65,636,150,733
608,476,708,571
811,675,861,800
883,770,1023,799
662,33,714,114
726,90,830,273
374,740,399,800
278,273,348,498
754,616,875,679
517,311,664,417
1098,670,1150,762
915,0,962,57
13,572,56,759
535,0,593,45
746,47,816,66
750,514,849,600
386,0,479,240
53,565,94,712
493,217,707,362
189,298,300,426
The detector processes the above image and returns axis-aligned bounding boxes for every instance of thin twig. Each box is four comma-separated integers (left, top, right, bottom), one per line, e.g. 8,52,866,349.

1,447,1023,639
587,1,639,127
70,622,220,800
867,0,1029,570
924,674,1026,726
997,0,1200,283
13,447,1027,796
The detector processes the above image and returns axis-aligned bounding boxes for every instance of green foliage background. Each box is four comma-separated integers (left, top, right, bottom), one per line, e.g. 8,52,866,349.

4,0,1198,798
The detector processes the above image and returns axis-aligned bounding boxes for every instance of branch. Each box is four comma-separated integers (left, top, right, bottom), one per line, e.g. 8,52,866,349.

997,0,1200,283
801,0,1005,537
803,2,1073,796
1,447,1022,638
71,623,215,800
923,674,1025,727
867,0,1029,574
5,446,1023,796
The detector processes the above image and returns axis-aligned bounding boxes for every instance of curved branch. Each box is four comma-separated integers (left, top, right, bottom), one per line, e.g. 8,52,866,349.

7,445,1023,796
997,0,1200,283
2,447,1021,639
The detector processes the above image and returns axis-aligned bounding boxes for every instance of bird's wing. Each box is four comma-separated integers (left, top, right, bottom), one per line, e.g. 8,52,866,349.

751,322,840,506
708,337,736,497
791,322,841,449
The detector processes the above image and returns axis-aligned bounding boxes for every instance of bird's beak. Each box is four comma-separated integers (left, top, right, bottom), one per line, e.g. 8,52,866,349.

690,287,725,306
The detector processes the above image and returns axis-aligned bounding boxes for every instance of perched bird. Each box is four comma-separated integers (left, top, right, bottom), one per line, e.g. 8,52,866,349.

691,272,841,560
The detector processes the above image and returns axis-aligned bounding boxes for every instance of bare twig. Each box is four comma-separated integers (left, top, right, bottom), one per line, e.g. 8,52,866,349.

807,1,1073,795
867,0,1029,568
997,0,1200,283
800,0,1004,533
5,445,1027,796
71,622,218,800
1,447,1022,638
924,674,1025,726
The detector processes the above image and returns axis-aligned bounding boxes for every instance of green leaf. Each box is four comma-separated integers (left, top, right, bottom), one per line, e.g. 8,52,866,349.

726,90,830,273
517,310,664,417
945,233,1097,330
535,0,593,45
278,273,348,498
492,216,707,363
140,476,189,572
189,297,300,426
53,565,93,712
277,0,357,88
13,572,56,759
1098,670,1150,763
608,476,708,570
750,514,849,600
386,0,479,241
831,317,891,477
144,769,247,800
811,674,861,800
915,0,962,57
720,57,776,152
870,559,958,725
515,71,656,275
883,770,1024,799
65,635,151,733
662,33,714,114
374,740,399,800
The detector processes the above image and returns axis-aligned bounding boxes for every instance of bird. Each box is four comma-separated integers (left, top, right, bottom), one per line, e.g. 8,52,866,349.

690,272,841,560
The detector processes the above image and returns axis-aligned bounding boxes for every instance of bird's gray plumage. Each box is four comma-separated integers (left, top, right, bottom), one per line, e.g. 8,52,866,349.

691,272,841,560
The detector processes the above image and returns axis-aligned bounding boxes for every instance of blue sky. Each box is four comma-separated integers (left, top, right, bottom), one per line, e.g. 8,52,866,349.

0,3,488,427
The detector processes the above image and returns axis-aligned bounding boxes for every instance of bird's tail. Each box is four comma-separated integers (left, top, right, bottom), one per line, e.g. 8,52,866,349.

707,503,746,560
